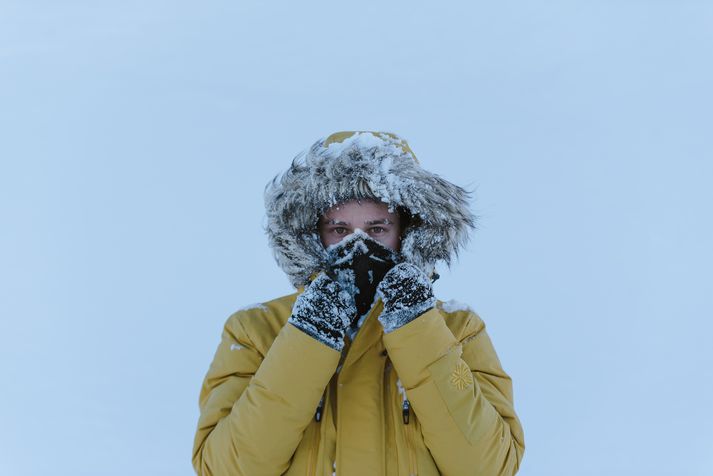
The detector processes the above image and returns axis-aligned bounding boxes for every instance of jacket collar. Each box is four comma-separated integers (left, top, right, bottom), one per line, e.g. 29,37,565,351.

342,298,386,368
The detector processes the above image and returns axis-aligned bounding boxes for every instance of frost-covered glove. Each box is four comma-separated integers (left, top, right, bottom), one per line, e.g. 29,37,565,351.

376,262,437,333
325,229,401,322
288,272,357,351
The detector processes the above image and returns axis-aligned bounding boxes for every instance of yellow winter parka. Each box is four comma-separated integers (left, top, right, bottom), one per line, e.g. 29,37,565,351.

192,288,525,476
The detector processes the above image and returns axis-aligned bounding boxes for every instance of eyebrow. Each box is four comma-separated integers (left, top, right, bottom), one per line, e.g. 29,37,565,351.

323,219,395,226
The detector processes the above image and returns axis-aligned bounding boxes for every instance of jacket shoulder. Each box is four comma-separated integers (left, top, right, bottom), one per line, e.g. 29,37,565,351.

223,292,299,356
435,299,485,342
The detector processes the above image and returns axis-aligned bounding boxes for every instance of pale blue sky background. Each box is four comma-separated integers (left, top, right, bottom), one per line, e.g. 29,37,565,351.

1,1,712,475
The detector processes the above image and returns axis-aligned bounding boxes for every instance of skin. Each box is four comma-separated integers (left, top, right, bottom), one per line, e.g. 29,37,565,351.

318,199,402,251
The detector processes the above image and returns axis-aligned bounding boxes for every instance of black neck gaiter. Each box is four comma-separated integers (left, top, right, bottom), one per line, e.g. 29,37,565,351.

325,231,401,327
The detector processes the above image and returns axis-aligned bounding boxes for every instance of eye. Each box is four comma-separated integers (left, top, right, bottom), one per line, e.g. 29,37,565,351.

369,227,385,234
333,227,347,235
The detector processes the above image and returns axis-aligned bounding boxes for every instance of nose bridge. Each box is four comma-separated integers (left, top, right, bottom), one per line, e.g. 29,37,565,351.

335,228,370,246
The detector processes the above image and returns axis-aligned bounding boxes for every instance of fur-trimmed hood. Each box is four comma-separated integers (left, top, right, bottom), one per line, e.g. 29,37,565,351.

264,131,477,288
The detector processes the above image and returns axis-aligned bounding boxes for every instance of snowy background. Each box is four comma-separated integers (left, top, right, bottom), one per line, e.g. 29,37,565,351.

2,1,712,475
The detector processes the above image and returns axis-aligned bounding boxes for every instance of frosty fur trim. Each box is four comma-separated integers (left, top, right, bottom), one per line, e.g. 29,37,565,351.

264,131,477,288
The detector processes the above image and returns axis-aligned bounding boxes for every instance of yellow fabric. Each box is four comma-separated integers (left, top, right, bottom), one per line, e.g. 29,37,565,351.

193,293,525,475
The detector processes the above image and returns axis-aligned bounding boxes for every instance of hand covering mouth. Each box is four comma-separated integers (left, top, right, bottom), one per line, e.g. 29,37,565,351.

324,229,402,325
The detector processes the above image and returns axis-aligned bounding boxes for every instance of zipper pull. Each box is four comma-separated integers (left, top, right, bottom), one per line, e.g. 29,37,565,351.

315,396,324,422
402,398,410,425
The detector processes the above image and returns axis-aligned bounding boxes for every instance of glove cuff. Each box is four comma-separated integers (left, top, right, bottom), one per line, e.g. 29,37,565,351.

378,295,437,333
288,317,345,351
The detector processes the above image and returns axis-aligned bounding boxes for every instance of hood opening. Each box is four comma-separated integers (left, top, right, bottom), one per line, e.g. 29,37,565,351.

264,131,476,288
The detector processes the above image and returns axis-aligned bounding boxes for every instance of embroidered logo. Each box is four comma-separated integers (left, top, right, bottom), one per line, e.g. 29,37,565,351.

450,361,473,390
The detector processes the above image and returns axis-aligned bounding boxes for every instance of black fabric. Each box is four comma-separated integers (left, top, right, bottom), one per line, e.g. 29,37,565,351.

325,233,400,329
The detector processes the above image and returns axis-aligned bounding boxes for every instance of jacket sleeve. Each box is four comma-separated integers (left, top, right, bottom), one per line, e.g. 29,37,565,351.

192,313,341,476
382,307,525,476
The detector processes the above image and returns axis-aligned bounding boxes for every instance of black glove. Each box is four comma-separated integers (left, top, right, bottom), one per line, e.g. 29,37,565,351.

376,262,436,333
325,230,400,323
288,272,357,351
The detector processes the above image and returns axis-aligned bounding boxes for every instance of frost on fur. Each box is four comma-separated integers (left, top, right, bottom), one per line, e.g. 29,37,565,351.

264,131,477,288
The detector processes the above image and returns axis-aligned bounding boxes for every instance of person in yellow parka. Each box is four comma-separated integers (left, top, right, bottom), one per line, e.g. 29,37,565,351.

192,131,525,475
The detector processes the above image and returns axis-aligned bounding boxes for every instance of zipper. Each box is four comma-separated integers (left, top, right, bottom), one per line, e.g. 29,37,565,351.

307,394,325,475
402,399,410,424
394,372,417,476
404,408,418,476
397,379,417,475
315,395,325,422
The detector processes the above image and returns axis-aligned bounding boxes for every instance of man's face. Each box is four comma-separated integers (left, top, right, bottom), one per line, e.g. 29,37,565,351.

318,199,402,252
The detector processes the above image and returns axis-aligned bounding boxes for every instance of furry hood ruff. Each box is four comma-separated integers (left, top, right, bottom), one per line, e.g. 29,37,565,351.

264,131,477,288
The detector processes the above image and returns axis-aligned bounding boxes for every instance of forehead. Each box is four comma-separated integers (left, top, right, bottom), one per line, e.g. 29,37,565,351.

320,199,398,223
